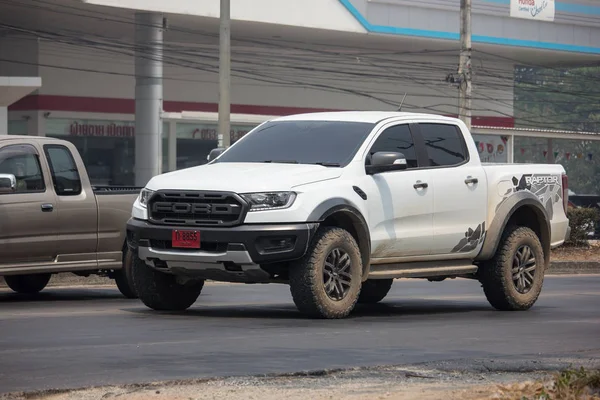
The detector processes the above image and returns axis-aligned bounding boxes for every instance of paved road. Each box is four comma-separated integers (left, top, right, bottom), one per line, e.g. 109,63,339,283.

0,275,599,394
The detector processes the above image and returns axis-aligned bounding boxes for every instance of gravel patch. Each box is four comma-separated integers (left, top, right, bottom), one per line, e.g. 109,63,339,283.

4,358,600,400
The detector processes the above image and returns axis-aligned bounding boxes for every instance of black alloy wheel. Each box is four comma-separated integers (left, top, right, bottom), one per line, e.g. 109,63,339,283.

323,248,353,301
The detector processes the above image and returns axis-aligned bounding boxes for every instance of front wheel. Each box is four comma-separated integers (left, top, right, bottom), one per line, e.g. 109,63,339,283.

358,279,393,304
289,226,363,319
131,252,204,311
4,273,52,294
479,226,545,311
114,248,138,299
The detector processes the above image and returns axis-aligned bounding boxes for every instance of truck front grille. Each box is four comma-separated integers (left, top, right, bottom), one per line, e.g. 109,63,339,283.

147,190,247,227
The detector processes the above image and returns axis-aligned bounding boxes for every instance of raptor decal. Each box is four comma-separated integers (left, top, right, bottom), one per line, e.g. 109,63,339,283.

451,221,486,253
495,173,563,220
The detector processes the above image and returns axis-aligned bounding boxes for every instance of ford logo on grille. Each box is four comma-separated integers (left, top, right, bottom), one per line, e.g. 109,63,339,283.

152,202,240,215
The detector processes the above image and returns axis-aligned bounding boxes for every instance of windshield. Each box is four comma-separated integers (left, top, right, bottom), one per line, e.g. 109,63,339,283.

215,120,375,167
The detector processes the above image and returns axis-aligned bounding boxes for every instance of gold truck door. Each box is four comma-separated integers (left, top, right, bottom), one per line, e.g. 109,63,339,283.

0,143,60,268
42,143,98,265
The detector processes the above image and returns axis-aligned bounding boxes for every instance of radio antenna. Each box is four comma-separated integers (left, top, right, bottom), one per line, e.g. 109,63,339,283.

397,93,407,111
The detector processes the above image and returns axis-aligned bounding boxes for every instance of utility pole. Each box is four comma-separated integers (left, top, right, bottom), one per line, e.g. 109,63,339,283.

458,0,472,130
218,0,231,148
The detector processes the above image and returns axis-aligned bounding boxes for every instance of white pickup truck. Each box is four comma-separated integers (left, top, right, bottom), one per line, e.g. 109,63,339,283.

126,111,570,319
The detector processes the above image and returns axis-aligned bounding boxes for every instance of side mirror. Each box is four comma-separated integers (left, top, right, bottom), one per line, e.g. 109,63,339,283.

366,152,408,175
207,147,225,162
0,173,16,194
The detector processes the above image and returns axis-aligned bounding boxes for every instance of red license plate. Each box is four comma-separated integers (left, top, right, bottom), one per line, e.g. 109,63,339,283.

172,229,200,249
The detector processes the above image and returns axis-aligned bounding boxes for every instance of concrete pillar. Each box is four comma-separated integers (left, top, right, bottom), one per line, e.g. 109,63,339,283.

29,111,46,136
168,120,177,172
134,12,163,187
0,107,7,135
507,135,514,163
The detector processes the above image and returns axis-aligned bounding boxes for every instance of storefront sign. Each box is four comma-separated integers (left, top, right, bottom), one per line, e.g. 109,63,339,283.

472,134,509,163
69,121,135,137
510,0,555,22
47,119,137,137
47,119,257,141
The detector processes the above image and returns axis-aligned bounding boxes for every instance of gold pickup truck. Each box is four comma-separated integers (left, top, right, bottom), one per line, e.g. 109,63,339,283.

0,135,140,297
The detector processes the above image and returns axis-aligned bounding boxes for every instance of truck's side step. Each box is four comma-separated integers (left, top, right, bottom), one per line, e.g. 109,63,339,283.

368,260,478,279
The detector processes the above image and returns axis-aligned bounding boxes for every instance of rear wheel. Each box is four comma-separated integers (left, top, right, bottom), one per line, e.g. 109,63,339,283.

358,279,393,304
4,273,52,294
114,247,138,299
289,226,363,319
131,252,204,311
479,226,545,311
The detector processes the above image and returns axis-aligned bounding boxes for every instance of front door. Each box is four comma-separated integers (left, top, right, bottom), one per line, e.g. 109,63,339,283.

0,143,59,266
42,143,98,260
359,122,434,259
417,122,487,256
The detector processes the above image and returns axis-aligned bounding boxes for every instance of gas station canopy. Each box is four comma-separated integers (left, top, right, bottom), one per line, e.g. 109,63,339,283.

0,77,42,107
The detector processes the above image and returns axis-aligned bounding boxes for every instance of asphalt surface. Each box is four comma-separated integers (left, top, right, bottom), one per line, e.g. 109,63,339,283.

0,275,599,395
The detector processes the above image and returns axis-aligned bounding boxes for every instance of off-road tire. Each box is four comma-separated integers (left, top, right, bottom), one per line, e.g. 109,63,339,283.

5,273,52,294
131,252,204,311
289,226,363,319
114,247,138,299
479,225,545,311
358,279,393,304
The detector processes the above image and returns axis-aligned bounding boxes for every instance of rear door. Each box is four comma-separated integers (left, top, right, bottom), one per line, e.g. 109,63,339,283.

0,142,59,266
42,143,98,261
416,122,487,256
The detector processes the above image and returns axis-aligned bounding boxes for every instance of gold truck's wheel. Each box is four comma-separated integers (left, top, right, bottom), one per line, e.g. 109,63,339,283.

114,247,138,299
4,273,51,294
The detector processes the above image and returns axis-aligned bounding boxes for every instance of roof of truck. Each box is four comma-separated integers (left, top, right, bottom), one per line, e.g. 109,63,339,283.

271,111,459,124
0,135,63,142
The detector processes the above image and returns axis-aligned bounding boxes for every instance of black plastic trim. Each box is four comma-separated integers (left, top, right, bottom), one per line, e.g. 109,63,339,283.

353,185,367,200
476,194,551,266
127,218,318,264
147,189,249,227
93,186,143,195
307,199,372,280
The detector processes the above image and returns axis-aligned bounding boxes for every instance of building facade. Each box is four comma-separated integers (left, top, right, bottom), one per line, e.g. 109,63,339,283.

1,0,599,191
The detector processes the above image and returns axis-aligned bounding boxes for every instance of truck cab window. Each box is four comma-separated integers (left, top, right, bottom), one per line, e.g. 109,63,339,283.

0,144,45,193
44,145,82,196
367,124,418,168
419,123,468,167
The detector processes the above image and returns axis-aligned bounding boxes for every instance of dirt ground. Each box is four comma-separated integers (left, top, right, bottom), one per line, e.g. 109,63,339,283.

551,240,600,262
0,368,539,400
6,366,599,400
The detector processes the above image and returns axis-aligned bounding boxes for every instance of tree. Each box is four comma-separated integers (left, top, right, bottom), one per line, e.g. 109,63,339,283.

514,65,600,195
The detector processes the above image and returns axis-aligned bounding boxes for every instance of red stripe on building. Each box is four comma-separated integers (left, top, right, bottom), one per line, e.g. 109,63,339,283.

9,95,515,127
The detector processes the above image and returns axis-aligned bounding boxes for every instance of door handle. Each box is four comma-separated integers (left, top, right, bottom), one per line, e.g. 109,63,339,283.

41,203,54,212
464,176,479,185
413,181,428,189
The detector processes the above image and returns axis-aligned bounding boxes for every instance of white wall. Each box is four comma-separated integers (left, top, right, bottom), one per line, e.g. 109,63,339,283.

83,0,366,33
35,39,514,118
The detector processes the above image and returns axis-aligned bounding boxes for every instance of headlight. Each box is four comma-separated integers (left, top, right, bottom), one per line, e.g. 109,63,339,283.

138,188,154,208
241,192,296,212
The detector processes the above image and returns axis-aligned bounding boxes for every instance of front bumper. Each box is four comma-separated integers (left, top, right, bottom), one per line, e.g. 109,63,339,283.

126,218,318,282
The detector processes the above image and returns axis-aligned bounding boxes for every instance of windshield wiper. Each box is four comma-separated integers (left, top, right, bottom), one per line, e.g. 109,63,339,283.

261,160,299,164
313,162,341,167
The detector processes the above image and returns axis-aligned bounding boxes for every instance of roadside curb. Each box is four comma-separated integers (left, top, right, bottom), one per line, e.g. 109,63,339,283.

547,261,600,275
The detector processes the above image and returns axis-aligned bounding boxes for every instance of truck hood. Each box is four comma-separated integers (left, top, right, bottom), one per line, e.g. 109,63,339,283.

146,162,343,192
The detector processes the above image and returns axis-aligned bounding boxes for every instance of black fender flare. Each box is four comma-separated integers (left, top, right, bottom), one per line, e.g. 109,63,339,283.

308,198,371,281
476,191,551,266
